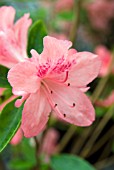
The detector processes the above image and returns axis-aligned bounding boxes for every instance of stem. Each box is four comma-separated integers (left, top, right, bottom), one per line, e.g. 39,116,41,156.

88,125,114,156
69,0,82,44
56,125,77,153
33,137,40,170
80,105,114,157
91,75,109,104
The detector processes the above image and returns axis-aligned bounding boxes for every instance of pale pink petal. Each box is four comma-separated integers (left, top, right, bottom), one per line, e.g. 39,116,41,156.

30,49,40,64
0,6,15,30
41,36,72,62
45,80,95,126
67,52,101,87
10,128,23,145
8,61,40,93
21,89,51,137
0,32,21,68
14,14,32,57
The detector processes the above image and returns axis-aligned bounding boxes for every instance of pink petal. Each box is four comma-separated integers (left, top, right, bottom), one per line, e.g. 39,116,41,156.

10,128,23,145
8,61,40,93
0,6,15,30
45,80,95,126
67,52,101,87
0,32,21,68
14,14,32,57
21,89,51,137
41,36,72,62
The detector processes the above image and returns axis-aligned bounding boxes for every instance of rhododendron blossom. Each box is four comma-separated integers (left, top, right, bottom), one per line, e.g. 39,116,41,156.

39,128,59,162
8,36,101,137
95,45,112,77
0,6,32,68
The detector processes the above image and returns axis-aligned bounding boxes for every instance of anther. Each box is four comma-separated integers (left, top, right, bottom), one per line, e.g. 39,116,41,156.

68,83,70,86
51,91,53,94
54,104,57,107
63,114,66,117
73,103,75,107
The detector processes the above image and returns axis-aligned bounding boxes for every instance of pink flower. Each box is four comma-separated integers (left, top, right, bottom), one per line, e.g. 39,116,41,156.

94,45,112,77
8,36,101,137
10,128,23,145
96,91,114,107
0,6,32,68
39,128,59,162
86,0,114,30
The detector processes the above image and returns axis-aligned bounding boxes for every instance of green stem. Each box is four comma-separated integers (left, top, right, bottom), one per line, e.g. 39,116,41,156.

80,105,114,157
33,137,41,170
57,125,77,153
69,0,82,44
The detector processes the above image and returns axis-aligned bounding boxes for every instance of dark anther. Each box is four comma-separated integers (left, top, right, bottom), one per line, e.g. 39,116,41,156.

68,83,70,86
54,104,57,107
51,90,53,94
63,114,66,117
73,103,75,107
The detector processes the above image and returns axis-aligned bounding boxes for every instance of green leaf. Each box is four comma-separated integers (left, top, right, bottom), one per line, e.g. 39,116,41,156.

0,99,23,152
9,159,34,170
27,20,47,56
51,154,96,170
0,65,11,88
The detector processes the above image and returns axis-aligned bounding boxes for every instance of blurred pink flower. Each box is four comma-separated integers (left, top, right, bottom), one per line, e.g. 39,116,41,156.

96,91,114,107
8,36,101,137
10,128,23,145
0,88,5,96
0,6,32,68
39,128,59,162
55,0,74,12
94,45,112,77
86,0,114,30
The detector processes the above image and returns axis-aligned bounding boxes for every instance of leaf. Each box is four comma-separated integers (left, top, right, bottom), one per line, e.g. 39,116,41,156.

9,159,33,170
0,99,23,152
27,20,47,56
0,65,11,88
51,154,96,170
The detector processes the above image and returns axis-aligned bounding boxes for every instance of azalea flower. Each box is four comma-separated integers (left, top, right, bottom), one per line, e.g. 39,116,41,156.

95,91,114,107
95,45,112,77
39,128,59,162
8,36,101,137
0,6,32,68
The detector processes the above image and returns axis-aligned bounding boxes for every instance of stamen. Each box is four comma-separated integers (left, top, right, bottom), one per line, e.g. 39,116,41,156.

63,114,66,117
54,104,57,107
68,83,70,86
73,103,75,107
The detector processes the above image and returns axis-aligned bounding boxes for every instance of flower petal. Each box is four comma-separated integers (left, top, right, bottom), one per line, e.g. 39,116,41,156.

21,89,51,137
8,61,40,93
41,36,72,62
14,14,32,57
67,52,101,87
0,6,15,30
45,80,95,126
